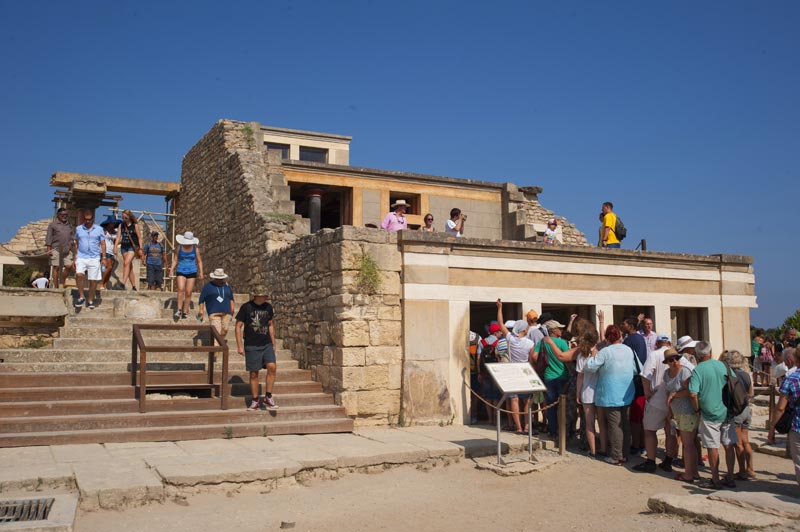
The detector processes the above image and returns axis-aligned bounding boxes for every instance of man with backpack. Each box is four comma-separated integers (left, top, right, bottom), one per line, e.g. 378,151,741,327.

689,341,738,489
600,201,625,249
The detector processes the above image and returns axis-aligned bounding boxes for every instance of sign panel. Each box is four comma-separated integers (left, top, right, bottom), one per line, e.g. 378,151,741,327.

485,362,546,394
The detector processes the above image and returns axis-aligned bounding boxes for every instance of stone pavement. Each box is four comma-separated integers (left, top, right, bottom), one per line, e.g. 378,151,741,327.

0,425,550,511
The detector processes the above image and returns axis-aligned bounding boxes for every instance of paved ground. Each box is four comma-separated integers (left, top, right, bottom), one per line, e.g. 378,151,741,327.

2,424,798,531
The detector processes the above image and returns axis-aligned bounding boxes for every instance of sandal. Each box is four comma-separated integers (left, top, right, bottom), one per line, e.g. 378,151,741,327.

697,479,724,490
721,478,736,489
735,472,755,481
515,430,525,435
674,473,694,484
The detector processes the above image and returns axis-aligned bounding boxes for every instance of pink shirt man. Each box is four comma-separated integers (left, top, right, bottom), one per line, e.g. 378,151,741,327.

380,200,409,232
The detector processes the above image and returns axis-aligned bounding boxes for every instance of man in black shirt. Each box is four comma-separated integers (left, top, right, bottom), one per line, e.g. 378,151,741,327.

235,286,278,410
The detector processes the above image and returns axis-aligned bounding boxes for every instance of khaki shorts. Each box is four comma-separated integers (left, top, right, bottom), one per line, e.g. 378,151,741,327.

50,248,74,268
674,413,699,433
209,313,232,337
699,417,737,449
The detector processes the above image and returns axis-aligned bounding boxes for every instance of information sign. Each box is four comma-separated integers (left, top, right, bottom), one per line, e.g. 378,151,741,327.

485,363,546,394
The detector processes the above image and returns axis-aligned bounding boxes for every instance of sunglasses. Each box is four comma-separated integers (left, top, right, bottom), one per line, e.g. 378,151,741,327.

425,218,433,222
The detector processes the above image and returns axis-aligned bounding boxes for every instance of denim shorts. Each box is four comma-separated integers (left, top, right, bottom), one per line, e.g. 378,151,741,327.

245,344,276,371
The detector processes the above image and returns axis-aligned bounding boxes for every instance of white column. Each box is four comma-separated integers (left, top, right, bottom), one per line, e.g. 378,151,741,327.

653,305,672,337
707,306,724,355
449,300,471,426
595,304,614,330
522,301,542,317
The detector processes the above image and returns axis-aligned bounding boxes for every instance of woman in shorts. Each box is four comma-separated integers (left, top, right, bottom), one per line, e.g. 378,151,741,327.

170,231,203,319
666,349,699,483
100,215,120,289
721,350,755,480
114,209,143,291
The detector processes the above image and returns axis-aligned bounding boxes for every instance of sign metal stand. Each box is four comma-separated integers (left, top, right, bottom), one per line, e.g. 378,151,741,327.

485,362,546,466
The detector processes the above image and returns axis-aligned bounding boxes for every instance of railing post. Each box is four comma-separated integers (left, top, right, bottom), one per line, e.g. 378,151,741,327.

558,394,567,456
139,348,147,413
221,340,229,410
131,329,138,387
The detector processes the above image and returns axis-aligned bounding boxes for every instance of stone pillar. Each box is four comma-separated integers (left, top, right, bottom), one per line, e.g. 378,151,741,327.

304,187,325,234
595,304,614,331
653,305,671,338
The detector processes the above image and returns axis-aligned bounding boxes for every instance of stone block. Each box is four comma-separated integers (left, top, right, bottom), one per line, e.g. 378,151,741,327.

331,320,370,347
337,391,359,416
333,347,366,366
378,272,400,295
332,240,363,270
378,306,401,320
340,366,365,389
363,243,401,272
364,365,390,390
303,433,424,468
369,320,401,346
365,346,402,365
647,493,787,529
322,346,334,365
388,363,402,390
357,390,401,415
74,461,164,510
334,304,379,321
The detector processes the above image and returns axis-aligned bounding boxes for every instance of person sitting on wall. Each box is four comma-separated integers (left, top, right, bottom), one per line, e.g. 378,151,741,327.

543,218,558,244
380,200,409,232
445,208,466,237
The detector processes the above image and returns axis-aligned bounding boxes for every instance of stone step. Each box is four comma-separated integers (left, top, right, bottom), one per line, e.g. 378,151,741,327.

0,381,323,402
0,369,313,388
0,360,300,373
0,404,348,433
0,349,294,363
0,418,354,447
0,393,336,417
58,326,239,339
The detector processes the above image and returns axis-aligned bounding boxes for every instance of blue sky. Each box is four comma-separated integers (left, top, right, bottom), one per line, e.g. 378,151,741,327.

1,1,797,327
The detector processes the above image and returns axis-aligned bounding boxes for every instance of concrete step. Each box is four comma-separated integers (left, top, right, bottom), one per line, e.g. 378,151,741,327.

0,393,337,417
0,381,323,402
0,418,354,447
58,326,238,339
0,369,313,387
0,360,300,372
0,349,294,363
0,404,348,433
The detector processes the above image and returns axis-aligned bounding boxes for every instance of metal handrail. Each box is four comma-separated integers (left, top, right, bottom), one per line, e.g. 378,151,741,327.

131,324,229,413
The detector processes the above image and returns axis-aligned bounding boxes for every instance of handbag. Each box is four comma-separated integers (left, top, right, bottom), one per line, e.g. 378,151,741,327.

633,351,645,398
775,401,796,434
532,339,549,377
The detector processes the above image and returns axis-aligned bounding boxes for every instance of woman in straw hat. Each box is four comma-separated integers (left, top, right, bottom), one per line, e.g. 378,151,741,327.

170,231,203,319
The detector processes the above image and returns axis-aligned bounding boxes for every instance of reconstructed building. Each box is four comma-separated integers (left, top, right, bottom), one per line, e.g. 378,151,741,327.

174,119,757,427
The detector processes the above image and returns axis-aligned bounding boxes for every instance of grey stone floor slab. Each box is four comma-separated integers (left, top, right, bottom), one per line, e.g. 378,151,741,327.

356,428,463,458
175,438,247,456
303,433,428,468
400,425,517,457
50,443,111,463
236,435,338,469
648,492,787,529
708,490,800,519
146,453,301,486
0,463,74,493
0,446,55,467
104,441,188,460
72,460,164,510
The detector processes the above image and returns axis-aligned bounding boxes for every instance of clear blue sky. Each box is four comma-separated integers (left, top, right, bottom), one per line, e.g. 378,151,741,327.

1,1,797,328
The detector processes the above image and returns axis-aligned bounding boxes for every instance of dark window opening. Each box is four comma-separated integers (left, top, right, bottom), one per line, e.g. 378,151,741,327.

288,182,352,230
540,304,596,340
388,192,421,215
265,142,290,159
613,305,656,330
299,146,328,163
671,307,709,344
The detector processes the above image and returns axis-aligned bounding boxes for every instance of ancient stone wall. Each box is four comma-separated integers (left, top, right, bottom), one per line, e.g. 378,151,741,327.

176,120,308,294
503,184,589,246
3,219,51,255
264,226,402,427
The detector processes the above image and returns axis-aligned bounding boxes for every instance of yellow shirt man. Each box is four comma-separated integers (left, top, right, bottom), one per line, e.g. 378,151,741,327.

603,211,620,246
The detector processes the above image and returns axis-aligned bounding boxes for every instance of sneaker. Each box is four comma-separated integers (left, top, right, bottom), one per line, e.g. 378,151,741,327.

633,460,657,473
88,301,95,310
264,395,278,410
247,399,260,411
604,456,624,466
174,310,182,319
658,460,673,473
180,312,188,320
75,298,85,308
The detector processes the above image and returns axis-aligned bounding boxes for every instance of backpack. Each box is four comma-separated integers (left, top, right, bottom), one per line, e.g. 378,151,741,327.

722,362,748,417
614,217,627,241
480,339,499,369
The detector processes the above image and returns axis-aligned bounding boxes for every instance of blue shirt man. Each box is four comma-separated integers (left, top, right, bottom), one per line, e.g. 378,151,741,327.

75,223,105,259
198,268,235,338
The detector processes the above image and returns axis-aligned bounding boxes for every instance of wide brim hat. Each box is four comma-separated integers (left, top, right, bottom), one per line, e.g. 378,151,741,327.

209,268,228,280
391,199,409,209
176,231,199,245
99,215,122,228
676,335,698,353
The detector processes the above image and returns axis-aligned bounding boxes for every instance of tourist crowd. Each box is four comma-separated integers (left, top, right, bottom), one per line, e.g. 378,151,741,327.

469,303,800,489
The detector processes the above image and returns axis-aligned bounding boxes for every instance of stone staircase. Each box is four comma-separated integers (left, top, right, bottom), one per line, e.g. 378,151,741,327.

0,291,353,447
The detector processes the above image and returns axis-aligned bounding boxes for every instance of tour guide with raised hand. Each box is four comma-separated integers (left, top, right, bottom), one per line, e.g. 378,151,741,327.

235,286,278,411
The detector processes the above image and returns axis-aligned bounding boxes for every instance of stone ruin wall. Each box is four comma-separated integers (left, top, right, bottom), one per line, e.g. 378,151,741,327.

176,120,308,294
504,184,589,246
263,226,402,427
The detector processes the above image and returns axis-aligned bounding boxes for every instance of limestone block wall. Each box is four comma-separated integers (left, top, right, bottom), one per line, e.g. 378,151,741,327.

3,219,51,255
427,196,502,239
502,184,588,246
263,226,402,427
176,120,309,293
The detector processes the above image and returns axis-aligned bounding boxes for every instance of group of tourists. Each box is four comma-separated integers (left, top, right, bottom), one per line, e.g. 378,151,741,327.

45,208,280,411
470,302,800,489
